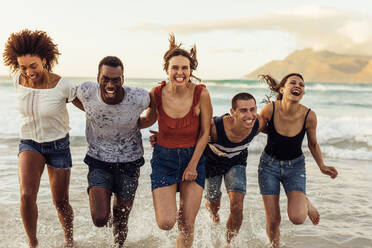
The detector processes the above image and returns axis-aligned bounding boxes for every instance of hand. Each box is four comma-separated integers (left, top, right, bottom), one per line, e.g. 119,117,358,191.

320,165,338,179
149,130,158,147
182,165,198,181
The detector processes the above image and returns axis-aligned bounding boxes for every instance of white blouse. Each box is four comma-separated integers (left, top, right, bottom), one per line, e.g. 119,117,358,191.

13,72,77,143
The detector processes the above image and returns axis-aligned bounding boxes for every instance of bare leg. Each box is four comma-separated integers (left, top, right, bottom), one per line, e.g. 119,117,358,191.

152,184,178,230
177,181,203,248
113,197,134,247
307,198,320,225
262,195,281,248
226,192,244,244
287,191,319,225
18,151,46,248
205,200,220,224
89,187,112,227
205,176,222,224
47,167,74,247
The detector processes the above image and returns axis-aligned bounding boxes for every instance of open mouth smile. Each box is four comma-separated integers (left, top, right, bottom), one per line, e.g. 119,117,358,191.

175,77,185,82
291,88,301,96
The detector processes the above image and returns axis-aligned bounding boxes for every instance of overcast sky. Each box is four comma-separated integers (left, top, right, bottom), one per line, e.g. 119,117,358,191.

1,0,371,79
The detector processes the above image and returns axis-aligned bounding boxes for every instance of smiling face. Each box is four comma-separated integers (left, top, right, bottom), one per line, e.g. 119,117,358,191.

98,65,124,104
17,54,46,84
231,99,258,129
280,75,305,102
166,55,191,85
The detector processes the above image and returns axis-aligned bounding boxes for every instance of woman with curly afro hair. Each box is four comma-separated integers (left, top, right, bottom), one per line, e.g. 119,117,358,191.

3,29,82,248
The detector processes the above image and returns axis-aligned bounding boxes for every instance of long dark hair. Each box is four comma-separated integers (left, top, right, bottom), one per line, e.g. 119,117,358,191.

260,73,304,103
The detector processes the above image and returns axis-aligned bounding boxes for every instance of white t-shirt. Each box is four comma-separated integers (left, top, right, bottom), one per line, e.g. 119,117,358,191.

13,71,76,142
77,82,150,163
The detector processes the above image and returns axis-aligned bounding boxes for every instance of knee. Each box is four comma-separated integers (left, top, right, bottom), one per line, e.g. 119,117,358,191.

53,198,70,211
113,205,131,219
289,214,306,225
20,191,37,205
178,221,194,236
91,212,109,227
230,203,243,221
267,215,281,228
157,217,176,230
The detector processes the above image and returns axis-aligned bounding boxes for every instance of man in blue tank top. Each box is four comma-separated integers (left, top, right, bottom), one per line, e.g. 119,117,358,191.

204,93,265,245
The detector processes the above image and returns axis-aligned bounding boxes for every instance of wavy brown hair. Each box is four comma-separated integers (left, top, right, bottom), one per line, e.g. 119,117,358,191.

3,29,60,72
259,73,304,103
163,33,200,82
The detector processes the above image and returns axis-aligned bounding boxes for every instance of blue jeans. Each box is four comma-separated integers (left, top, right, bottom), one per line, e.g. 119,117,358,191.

84,155,143,200
205,164,246,202
258,151,306,195
18,135,72,169
150,144,206,191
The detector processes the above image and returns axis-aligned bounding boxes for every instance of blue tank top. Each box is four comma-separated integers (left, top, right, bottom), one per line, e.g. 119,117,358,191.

264,102,311,160
205,113,259,178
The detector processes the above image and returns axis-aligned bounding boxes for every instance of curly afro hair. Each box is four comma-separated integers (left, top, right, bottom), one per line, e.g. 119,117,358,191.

3,29,60,72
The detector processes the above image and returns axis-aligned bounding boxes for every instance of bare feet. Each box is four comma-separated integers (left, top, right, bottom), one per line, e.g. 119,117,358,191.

269,241,280,248
307,199,320,225
63,240,75,248
28,239,38,248
205,201,220,224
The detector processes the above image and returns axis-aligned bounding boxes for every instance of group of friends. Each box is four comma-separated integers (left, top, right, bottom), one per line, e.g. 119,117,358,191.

3,29,338,248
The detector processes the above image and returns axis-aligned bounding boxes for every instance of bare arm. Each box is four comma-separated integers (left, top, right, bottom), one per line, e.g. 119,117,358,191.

182,88,213,181
209,119,217,142
71,97,85,111
140,88,158,129
306,110,338,179
258,102,273,134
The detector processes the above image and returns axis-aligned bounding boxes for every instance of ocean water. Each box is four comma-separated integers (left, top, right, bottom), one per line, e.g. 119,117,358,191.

0,77,371,247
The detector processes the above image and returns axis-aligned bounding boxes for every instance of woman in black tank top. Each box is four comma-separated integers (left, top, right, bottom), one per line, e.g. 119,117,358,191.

258,73,339,248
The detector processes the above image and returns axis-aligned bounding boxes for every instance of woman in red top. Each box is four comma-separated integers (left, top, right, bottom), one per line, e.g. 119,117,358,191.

141,34,212,248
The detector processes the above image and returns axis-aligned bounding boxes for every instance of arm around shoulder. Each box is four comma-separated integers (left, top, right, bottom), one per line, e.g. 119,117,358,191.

258,102,273,133
139,87,158,129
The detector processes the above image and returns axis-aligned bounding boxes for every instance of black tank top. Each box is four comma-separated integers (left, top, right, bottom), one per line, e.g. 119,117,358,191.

205,113,259,177
264,102,311,160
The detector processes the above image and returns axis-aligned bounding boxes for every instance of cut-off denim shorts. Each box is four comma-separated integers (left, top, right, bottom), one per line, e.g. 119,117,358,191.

18,134,72,169
150,144,206,191
205,164,247,202
258,151,306,195
84,155,143,201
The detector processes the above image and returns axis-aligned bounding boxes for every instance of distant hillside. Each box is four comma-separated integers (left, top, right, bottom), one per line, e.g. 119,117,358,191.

245,48,372,83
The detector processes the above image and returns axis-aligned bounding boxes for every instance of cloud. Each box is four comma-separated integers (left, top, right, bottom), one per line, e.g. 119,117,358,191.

123,5,372,56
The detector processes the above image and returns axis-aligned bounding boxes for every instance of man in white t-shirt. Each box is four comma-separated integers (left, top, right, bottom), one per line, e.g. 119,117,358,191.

76,56,150,247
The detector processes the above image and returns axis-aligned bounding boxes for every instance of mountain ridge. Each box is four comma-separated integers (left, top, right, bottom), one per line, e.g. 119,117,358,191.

245,48,372,83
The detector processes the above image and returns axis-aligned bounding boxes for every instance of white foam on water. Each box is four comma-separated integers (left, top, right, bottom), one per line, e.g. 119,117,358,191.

306,83,372,92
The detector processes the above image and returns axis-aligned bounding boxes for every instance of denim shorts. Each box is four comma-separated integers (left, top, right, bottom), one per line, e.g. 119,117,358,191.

205,164,246,202
84,155,143,201
258,151,306,195
18,135,72,169
150,144,206,191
